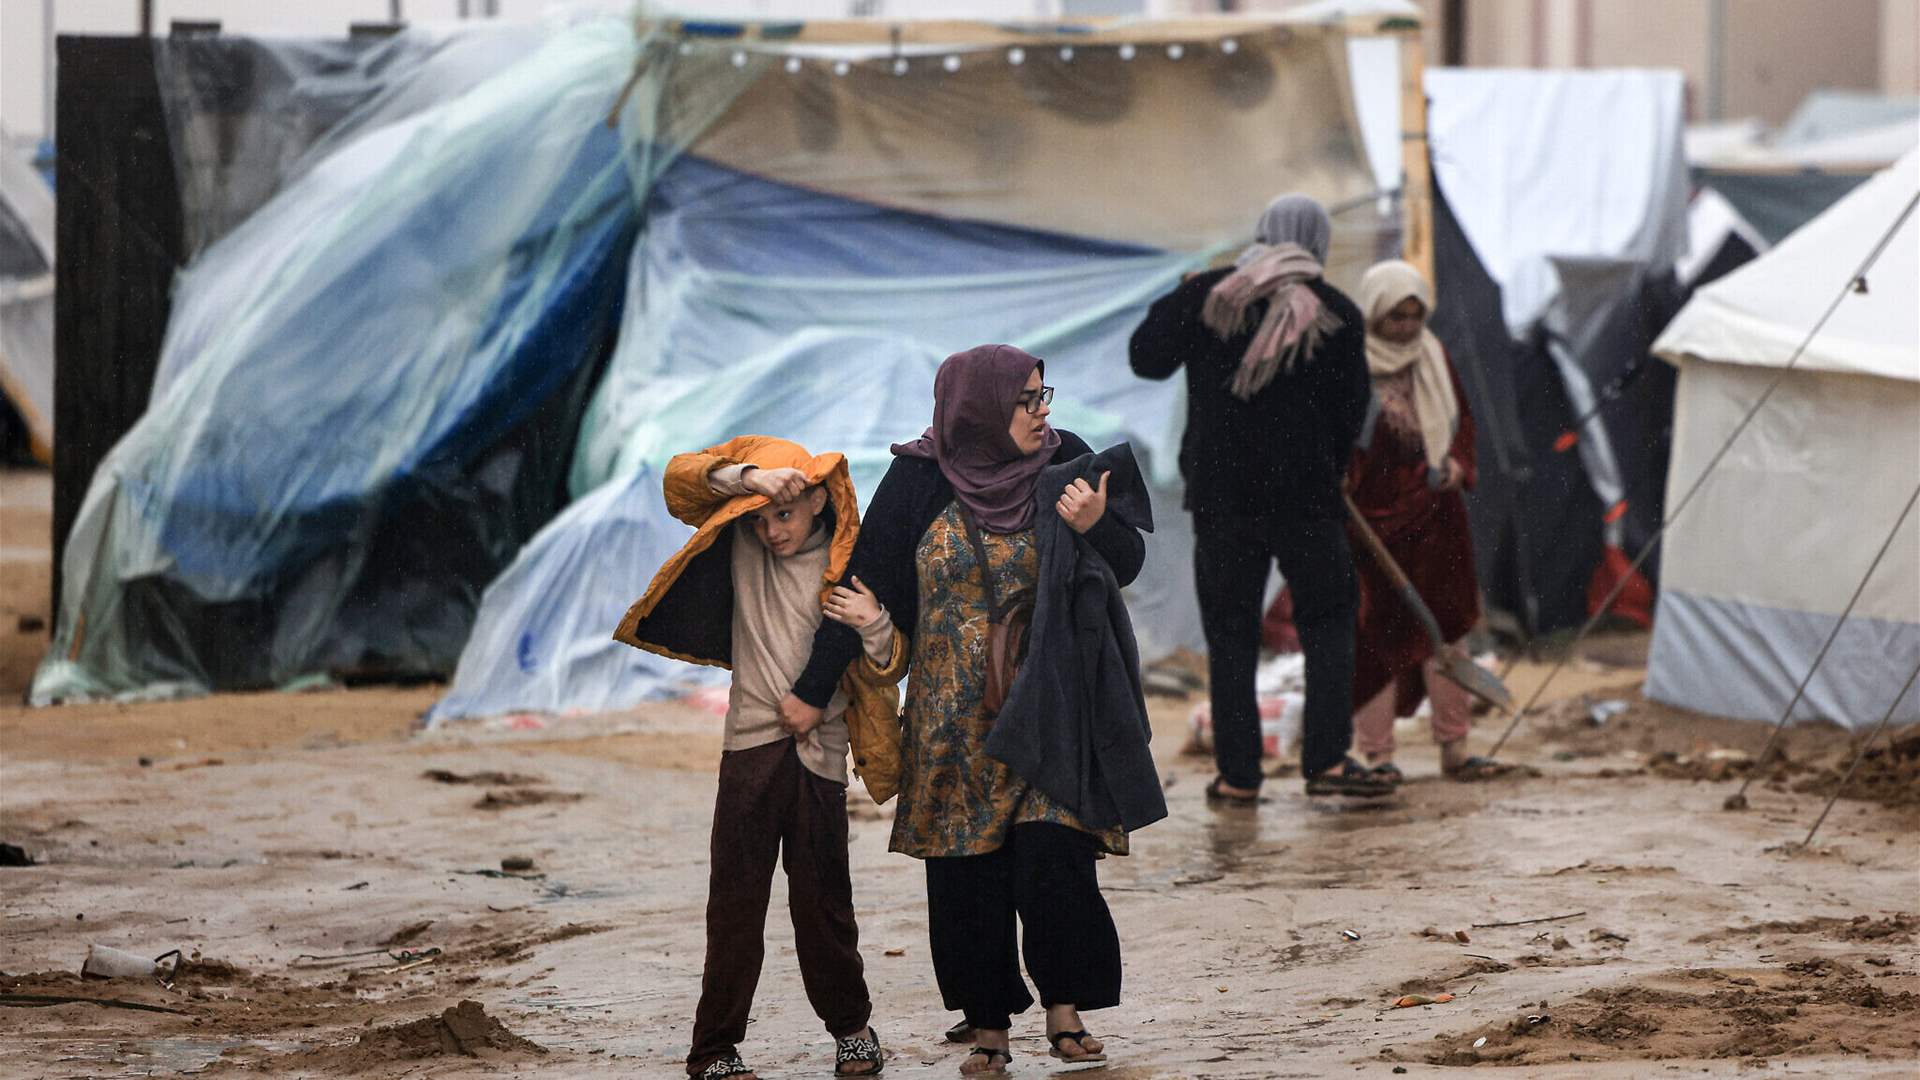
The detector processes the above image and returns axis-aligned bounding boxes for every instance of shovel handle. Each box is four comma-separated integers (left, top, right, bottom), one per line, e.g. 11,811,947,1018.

1343,494,1449,650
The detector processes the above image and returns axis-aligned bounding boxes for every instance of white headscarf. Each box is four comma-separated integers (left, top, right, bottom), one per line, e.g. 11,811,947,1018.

1358,260,1459,470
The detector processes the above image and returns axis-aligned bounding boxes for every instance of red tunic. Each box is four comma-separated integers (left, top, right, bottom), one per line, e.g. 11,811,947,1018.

1347,347,1481,718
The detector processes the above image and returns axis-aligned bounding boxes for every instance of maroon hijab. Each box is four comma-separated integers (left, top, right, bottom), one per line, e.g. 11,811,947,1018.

893,344,1061,533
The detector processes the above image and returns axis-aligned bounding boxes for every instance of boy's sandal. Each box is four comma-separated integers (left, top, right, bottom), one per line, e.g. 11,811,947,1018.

943,1020,975,1044
698,1054,756,1080
960,1047,1011,1075
1048,1029,1108,1063
1204,776,1263,806
835,1027,885,1076
1369,762,1405,784
1305,757,1395,798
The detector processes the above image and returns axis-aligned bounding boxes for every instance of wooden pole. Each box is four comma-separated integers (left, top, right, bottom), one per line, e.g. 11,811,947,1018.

1398,29,1434,286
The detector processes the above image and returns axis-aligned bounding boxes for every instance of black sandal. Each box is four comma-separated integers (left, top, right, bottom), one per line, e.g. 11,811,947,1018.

698,1053,756,1079
1370,761,1405,784
1305,757,1394,798
1443,755,1505,782
1048,1029,1108,1063
961,1046,1011,1075
835,1026,884,1075
1205,776,1263,806
943,1020,974,1044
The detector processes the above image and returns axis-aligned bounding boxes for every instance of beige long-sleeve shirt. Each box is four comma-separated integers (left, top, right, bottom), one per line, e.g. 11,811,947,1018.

711,465,893,784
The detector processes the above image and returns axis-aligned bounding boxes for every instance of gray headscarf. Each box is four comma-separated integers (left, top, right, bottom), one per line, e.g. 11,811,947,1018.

1249,193,1332,264
1204,193,1341,399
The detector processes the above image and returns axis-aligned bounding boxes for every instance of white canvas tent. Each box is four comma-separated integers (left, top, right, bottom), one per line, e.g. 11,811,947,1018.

1647,149,1920,727
0,133,54,463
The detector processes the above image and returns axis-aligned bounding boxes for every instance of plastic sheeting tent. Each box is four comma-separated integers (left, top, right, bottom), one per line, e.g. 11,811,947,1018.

1415,68,1690,635
37,13,1391,711
1647,150,1920,727
0,133,54,464
34,23,638,703
429,14,1389,722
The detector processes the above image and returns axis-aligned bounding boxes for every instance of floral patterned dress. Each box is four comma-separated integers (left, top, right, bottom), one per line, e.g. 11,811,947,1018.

888,501,1128,859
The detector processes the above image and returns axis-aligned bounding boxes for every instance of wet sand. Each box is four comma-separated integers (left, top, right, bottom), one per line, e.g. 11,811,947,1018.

3,466,1915,1078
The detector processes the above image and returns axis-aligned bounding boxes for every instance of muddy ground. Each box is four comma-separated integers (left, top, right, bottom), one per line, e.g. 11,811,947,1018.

3,466,1916,1079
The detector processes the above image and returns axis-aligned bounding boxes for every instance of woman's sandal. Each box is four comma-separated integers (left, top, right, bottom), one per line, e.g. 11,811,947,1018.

835,1027,885,1076
698,1053,756,1080
960,1046,1011,1076
1204,775,1263,806
1443,755,1506,782
1048,1029,1108,1063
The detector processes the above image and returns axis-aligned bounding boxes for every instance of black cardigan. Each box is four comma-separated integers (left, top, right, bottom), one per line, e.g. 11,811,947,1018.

792,430,1144,708
1128,268,1371,521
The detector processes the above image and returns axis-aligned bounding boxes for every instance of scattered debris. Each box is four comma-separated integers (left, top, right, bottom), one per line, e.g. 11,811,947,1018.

423,769,544,786
1587,699,1630,726
1454,930,1471,944
884,948,906,957
81,944,180,982
500,856,536,873
1341,929,1361,941
0,992,187,1014
475,789,584,811
1392,993,1455,1009
343,881,370,891
1588,928,1631,945
1473,911,1586,930
0,843,32,867
382,920,435,947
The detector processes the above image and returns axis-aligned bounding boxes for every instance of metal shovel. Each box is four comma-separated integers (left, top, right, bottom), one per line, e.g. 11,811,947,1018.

1344,494,1514,711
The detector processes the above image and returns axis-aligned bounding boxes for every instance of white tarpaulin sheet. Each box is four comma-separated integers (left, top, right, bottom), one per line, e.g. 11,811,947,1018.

1647,151,1920,727
1425,67,1689,336
0,135,54,461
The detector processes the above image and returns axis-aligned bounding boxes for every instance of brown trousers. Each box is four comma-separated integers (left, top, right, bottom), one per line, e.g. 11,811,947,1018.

687,738,871,1075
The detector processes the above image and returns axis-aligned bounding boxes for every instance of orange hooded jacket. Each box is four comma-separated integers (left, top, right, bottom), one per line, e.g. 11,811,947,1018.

611,436,905,803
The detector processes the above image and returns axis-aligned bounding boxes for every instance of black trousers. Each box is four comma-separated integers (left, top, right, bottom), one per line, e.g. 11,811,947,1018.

924,822,1121,1032
687,739,871,1075
1194,513,1357,787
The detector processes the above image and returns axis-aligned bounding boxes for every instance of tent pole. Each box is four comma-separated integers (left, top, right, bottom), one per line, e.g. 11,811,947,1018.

1724,482,1920,811
1483,190,1920,762
1398,29,1433,285
1797,657,1920,849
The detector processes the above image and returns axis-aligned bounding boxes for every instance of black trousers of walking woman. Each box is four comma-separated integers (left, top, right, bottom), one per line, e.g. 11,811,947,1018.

1194,513,1358,789
924,822,1121,1032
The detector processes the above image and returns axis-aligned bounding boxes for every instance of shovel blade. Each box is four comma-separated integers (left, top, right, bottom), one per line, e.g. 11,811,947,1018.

1439,653,1514,711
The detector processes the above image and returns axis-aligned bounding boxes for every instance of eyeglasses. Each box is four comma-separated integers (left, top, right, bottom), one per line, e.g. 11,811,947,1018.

1016,386,1055,415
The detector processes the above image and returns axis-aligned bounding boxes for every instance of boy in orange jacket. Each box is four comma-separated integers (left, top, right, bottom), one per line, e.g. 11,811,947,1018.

614,436,902,1080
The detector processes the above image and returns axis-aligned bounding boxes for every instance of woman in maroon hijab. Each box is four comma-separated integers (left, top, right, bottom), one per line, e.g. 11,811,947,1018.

784,345,1148,1075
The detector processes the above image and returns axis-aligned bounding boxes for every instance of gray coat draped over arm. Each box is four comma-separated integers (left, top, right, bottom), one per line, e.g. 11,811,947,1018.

985,442,1167,834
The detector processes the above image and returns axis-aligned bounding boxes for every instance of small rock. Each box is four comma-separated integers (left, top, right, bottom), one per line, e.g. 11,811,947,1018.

1588,928,1630,944
1393,1068,1408,1074
0,843,33,867
1865,956,1893,968
138,757,153,767
500,856,536,873
1454,930,1472,944
1551,934,1571,951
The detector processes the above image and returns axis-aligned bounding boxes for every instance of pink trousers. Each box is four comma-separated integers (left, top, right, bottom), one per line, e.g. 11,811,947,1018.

1353,645,1473,758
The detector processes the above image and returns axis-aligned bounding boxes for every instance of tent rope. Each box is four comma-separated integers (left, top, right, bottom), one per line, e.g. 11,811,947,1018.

1725,481,1920,809
1485,187,1920,761
1798,656,1920,849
